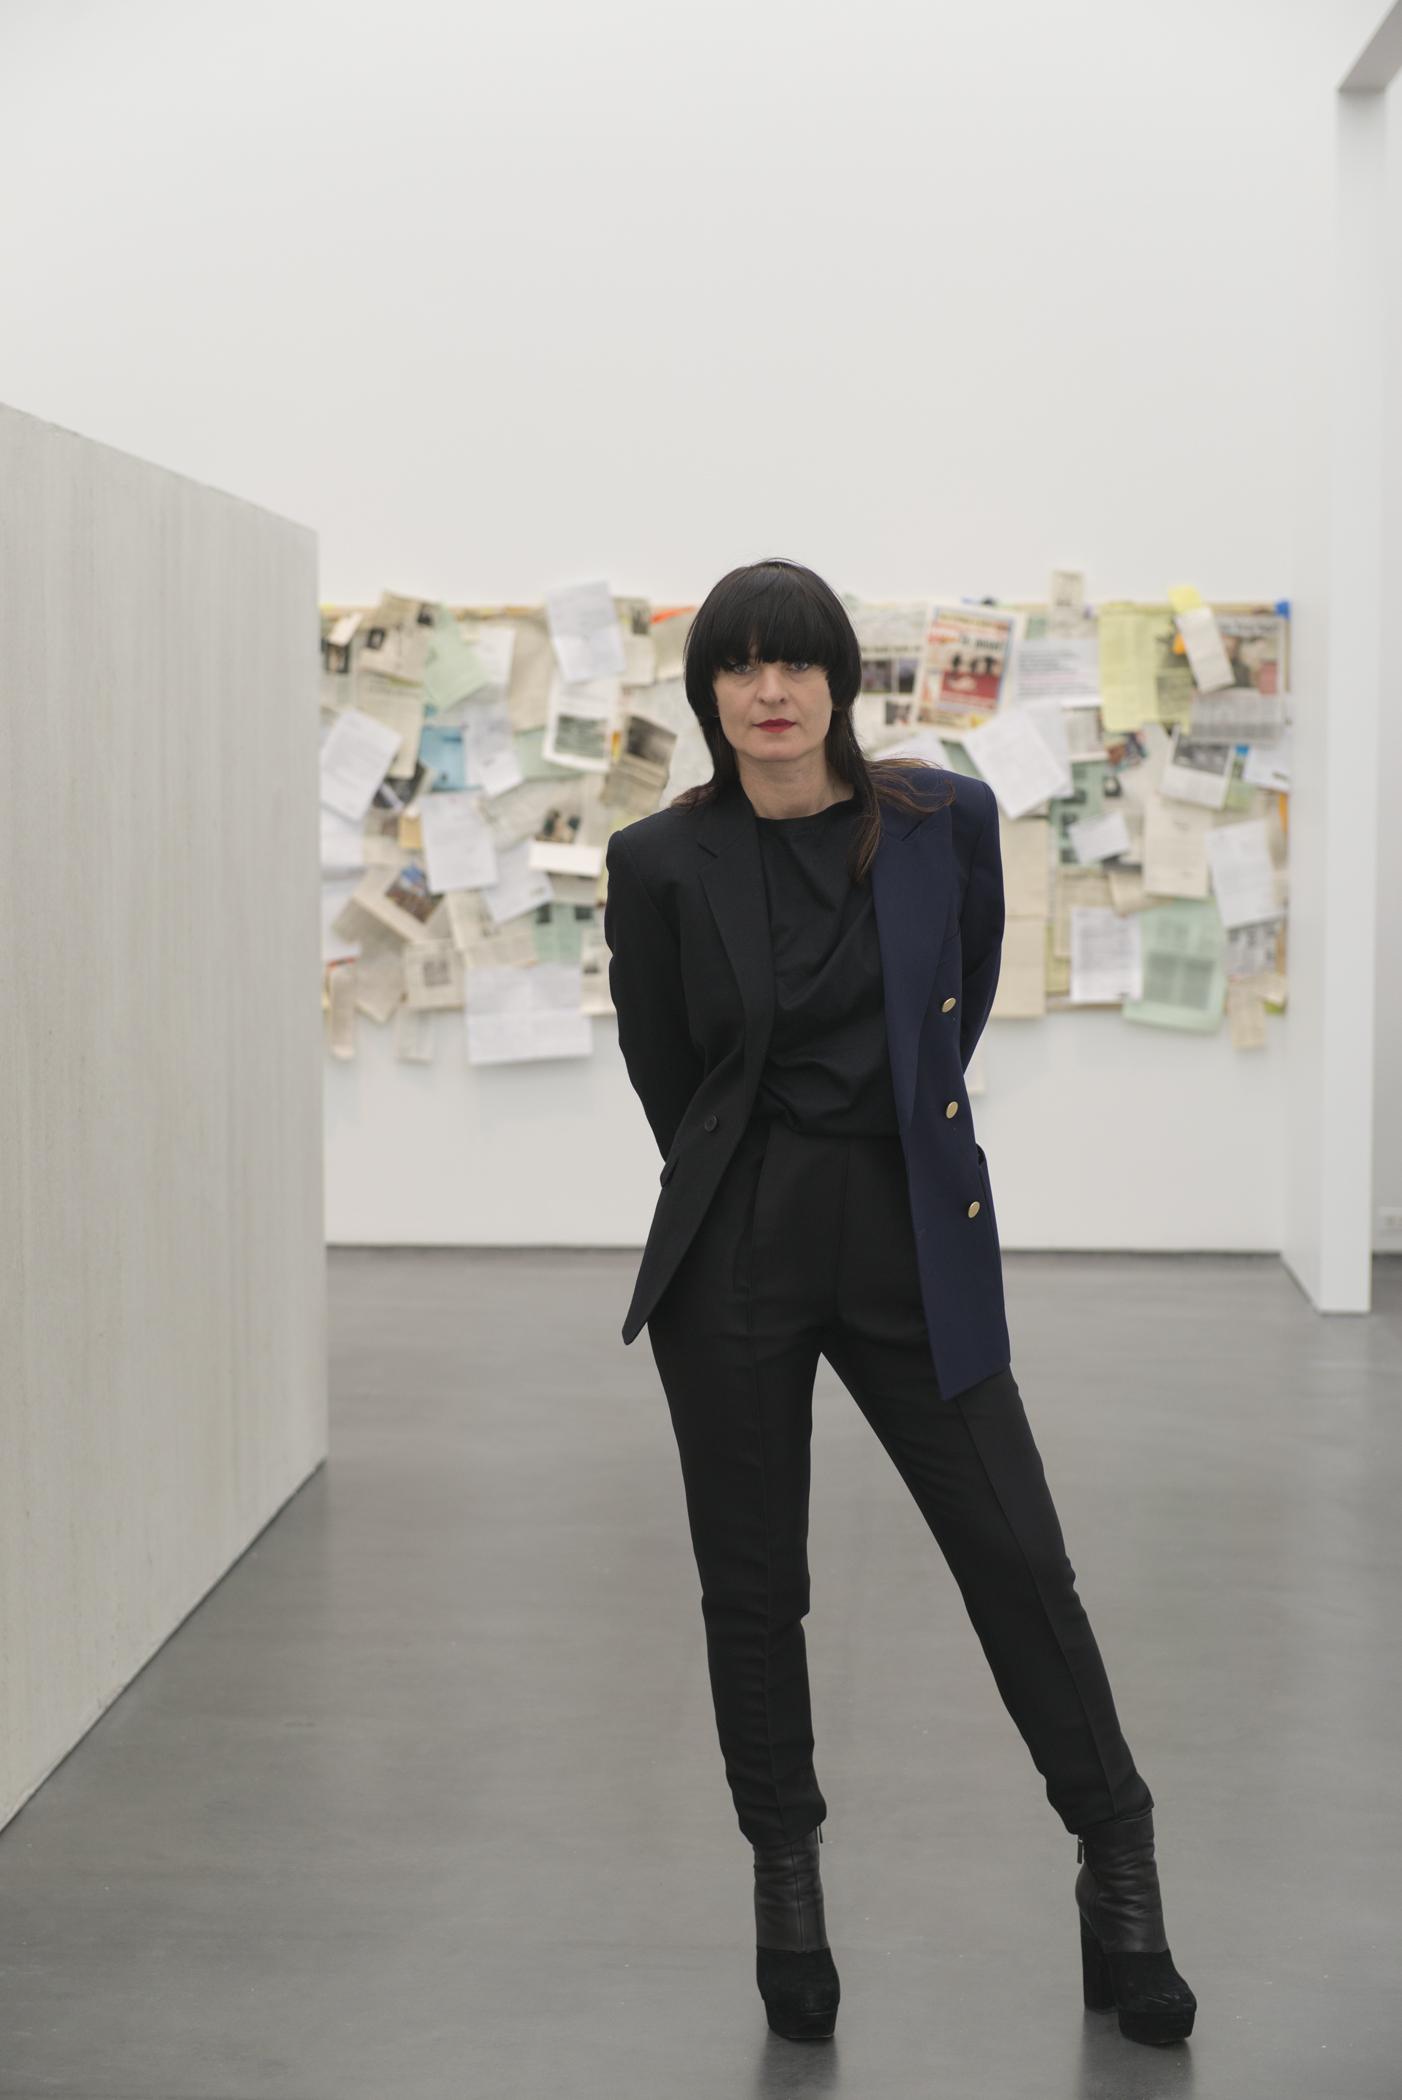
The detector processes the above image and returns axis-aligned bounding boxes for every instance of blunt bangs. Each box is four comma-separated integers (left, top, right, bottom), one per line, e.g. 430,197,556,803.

683,560,862,717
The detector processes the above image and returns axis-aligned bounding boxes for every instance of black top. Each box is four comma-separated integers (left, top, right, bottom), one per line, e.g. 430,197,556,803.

750,794,900,1137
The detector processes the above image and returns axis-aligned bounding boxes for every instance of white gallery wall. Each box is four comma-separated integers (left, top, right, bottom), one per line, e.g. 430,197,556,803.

0,0,1396,1278
0,404,326,1828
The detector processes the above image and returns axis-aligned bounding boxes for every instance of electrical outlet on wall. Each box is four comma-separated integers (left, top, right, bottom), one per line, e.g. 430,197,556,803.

1379,1207,1402,1234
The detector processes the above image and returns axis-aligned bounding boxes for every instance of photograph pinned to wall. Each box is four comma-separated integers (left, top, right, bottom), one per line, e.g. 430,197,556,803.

844,597,928,737
351,857,444,944
542,670,623,772
602,704,678,818
1215,605,1289,694
916,603,1018,722
1188,605,1290,744
1159,727,1237,811
371,757,432,814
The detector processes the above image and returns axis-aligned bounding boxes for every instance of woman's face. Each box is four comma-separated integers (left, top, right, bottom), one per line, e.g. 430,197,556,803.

711,651,834,772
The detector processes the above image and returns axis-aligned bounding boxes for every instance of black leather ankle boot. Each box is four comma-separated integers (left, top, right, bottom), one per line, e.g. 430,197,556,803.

752,1823,839,2040
1075,1806,1197,2045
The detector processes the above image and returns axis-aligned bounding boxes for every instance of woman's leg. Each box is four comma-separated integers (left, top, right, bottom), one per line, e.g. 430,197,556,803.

821,1135,1153,1834
645,1119,830,1848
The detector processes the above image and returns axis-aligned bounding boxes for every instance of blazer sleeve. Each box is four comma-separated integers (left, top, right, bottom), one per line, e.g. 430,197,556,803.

603,827,705,1160
959,780,1005,1072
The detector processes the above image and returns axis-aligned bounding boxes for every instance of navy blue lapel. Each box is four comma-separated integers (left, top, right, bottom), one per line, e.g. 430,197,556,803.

695,777,955,1132
870,789,957,1129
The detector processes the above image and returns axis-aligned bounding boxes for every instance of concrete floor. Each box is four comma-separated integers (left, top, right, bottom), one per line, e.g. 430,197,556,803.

1,1248,1399,2100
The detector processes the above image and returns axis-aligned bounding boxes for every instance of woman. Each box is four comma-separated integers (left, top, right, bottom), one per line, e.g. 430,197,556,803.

601,559,1196,2050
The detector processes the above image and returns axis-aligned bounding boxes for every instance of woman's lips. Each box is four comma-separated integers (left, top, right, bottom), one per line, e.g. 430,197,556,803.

757,721,794,733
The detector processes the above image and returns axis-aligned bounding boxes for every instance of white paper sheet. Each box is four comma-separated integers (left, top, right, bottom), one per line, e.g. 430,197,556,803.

529,838,605,879
464,962,593,1065
319,707,404,821
1242,726,1291,791
418,790,499,894
481,837,556,925
320,807,367,876
545,580,627,683
963,707,1072,817
1206,817,1281,930
1142,796,1212,898
1069,906,1143,1002
1175,604,1235,693
1067,809,1133,864
459,692,524,796
1010,635,1100,706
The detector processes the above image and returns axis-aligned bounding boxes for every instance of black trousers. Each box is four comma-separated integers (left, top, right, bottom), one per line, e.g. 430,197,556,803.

646,1112,1154,1851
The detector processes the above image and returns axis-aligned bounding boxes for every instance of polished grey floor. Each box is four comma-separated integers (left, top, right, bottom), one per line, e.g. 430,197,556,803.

1,1248,1399,2100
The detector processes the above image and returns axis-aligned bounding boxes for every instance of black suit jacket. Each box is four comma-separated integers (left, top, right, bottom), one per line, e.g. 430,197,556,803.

602,766,1011,1401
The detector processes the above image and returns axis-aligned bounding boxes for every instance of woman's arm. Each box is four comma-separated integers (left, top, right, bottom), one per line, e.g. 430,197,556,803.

602,827,705,1159
959,780,1005,1072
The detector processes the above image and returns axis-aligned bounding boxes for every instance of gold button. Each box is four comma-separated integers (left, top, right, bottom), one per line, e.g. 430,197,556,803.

945,1101,958,1119
942,996,956,1012
967,1200,981,1218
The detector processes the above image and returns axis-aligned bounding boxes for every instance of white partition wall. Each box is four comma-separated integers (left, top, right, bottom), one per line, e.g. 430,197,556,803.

0,403,326,1830
1282,7,1402,1316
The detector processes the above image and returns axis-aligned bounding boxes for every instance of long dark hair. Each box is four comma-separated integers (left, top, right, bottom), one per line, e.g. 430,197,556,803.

672,556,954,882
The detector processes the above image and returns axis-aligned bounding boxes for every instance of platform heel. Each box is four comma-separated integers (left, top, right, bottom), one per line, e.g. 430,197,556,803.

752,1823,839,2041
1074,1807,1196,2046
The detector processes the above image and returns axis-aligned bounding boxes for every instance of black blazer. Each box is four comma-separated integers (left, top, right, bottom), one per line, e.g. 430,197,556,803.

603,766,1011,1402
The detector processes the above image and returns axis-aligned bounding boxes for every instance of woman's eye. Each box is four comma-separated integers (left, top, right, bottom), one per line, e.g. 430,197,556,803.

722,659,811,674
